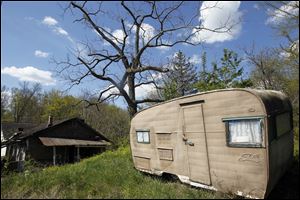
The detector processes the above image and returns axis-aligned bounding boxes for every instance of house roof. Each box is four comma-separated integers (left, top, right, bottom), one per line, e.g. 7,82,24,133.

39,137,110,147
1,122,39,140
2,117,111,144
17,118,74,139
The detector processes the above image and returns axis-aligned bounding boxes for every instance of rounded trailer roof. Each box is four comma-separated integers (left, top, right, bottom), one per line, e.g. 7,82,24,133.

135,88,292,117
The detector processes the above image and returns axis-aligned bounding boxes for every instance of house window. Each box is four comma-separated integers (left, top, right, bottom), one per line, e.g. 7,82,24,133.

136,130,150,143
224,117,264,147
276,112,292,138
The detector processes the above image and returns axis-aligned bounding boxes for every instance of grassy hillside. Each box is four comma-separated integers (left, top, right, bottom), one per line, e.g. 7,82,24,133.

1,147,227,199
1,144,299,199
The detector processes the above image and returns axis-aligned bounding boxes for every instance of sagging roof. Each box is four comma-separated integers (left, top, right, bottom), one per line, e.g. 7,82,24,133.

18,118,77,139
39,137,110,147
1,122,39,140
2,117,111,144
19,117,110,142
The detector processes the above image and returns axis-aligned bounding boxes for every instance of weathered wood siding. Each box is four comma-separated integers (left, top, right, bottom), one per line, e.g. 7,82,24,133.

27,137,52,162
39,120,103,141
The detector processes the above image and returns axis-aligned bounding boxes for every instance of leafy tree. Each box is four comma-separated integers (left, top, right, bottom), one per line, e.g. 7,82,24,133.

42,90,81,121
81,102,130,148
162,51,198,100
1,83,130,146
162,80,179,101
195,49,252,91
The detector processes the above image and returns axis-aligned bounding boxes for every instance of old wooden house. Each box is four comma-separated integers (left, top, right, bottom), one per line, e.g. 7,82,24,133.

2,117,111,171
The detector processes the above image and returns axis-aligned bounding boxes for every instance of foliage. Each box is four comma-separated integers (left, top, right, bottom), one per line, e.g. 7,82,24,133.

162,51,198,100
1,84,130,147
162,79,180,101
1,85,12,121
42,90,81,122
81,103,130,148
195,49,252,92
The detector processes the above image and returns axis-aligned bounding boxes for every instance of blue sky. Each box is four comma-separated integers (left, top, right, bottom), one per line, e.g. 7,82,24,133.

1,1,288,108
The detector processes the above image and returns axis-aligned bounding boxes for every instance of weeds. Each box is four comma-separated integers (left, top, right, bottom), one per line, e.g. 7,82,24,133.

1,144,299,199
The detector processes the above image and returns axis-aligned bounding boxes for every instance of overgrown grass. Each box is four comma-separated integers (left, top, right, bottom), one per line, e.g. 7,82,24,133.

1,141,299,199
1,147,229,199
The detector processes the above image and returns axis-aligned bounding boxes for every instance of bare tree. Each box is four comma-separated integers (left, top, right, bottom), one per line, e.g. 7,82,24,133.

262,1,299,118
264,1,299,64
1,85,10,120
244,47,286,90
55,1,237,117
11,82,42,123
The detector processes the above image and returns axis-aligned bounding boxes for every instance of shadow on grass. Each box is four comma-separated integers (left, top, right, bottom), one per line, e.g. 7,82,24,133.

141,158,299,199
267,159,299,199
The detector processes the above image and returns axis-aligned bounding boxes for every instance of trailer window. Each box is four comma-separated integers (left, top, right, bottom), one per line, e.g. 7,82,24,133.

225,118,263,147
276,112,292,137
136,131,150,143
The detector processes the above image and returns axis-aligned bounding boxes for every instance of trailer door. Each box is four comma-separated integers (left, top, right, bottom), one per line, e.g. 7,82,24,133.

181,104,211,185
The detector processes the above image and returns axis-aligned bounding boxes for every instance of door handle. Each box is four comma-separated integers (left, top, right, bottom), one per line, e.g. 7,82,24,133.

186,140,194,146
182,135,194,146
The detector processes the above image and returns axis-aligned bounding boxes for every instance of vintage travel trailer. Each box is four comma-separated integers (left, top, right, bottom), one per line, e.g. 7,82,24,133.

130,88,293,198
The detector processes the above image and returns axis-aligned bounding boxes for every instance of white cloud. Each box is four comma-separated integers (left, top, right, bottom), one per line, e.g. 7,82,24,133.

54,27,68,36
96,23,166,51
41,16,73,42
135,83,157,99
266,1,299,25
279,40,299,58
95,28,128,46
1,66,56,85
253,4,260,10
100,82,157,100
190,54,202,64
191,1,243,44
155,45,170,53
112,29,126,43
139,23,155,42
99,85,120,99
126,22,156,43
42,16,58,26
34,50,49,58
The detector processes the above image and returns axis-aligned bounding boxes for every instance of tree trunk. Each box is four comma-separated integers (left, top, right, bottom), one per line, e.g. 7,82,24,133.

128,105,137,119
127,73,137,118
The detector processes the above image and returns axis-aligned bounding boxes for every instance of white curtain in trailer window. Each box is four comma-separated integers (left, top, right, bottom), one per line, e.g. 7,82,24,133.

228,119,262,145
